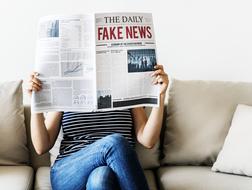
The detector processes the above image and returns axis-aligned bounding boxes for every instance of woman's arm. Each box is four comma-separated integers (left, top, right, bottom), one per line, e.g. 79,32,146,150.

132,65,169,148
31,112,62,155
27,72,62,155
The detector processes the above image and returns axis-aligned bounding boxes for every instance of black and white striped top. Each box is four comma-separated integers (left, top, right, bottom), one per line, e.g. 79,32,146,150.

56,109,135,161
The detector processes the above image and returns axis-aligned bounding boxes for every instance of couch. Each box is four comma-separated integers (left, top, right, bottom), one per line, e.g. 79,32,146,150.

1,79,252,190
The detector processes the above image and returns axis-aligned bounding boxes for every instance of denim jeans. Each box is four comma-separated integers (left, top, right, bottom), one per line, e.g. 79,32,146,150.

50,133,150,190
86,166,119,190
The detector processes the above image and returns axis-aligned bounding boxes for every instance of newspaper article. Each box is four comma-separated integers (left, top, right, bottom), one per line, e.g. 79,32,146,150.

32,13,159,112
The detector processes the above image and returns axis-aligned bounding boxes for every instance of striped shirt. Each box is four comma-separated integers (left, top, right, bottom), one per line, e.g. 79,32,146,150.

56,109,135,161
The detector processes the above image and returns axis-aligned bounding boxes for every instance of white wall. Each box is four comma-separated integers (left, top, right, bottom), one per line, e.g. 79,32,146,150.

1,0,252,83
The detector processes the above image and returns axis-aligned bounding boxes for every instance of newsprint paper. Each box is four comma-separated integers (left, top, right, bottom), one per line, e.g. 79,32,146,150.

32,13,159,113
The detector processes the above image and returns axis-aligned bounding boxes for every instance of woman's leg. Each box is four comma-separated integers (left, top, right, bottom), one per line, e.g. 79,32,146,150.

86,166,119,190
50,133,149,190
103,134,149,190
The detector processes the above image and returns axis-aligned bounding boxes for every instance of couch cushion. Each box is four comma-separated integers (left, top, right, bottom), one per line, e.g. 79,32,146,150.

212,104,252,176
135,140,160,169
0,166,33,190
35,166,158,190
157,166,252,190
162,79,252,165
34,167,51,190
0,80,29,165
144,170,159,190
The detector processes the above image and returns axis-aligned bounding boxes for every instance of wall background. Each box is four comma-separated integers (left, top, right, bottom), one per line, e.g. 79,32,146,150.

1,0,252,102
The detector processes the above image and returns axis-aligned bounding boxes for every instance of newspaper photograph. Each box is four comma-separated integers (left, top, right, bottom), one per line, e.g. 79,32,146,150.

32,13,159,113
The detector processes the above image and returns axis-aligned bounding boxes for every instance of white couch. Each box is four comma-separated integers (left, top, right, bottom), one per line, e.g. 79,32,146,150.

1,79,252,190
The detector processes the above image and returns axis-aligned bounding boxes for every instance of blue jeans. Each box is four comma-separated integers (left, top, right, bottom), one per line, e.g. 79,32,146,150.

50,134,150,190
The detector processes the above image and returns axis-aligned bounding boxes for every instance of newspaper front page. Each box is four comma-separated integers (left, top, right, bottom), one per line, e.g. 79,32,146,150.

32,13,159,113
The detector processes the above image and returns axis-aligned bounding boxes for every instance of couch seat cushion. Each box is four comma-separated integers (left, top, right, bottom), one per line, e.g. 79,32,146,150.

35,166,158,190
34,167,51,190
0,166,33,190
157,166,252,190
144,169,159,190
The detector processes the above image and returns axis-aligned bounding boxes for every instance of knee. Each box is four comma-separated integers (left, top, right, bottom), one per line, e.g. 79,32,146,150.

105,133,129,149
86,166,117,190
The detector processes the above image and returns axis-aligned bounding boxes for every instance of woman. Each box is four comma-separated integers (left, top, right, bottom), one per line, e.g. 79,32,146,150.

27,64,168,190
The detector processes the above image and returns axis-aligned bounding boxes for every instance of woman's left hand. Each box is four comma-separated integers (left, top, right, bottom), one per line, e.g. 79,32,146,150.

151,64,169,95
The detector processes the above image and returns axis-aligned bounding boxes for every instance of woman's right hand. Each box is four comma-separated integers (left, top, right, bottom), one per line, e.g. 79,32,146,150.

27,72,42,97
27,72,62,155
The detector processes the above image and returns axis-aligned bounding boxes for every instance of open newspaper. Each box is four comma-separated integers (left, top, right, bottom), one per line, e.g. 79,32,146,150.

32,13,159,112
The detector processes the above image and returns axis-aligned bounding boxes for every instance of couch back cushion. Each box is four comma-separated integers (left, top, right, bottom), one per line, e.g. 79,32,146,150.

0,80,29,165
162,79,252,166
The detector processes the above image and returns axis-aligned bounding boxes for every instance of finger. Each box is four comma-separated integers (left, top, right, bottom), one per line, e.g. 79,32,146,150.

30,72,36,79
30,72,39,80
32,83,42,91
154,64,163,70
32,87,40,92
152,77,159,85
151,69,165,77
155,74,164,83
31,86,40,92
160,74,169,83
28,81,41,92
152,80,158,85
154,73,169,84
31,78,42,86
32,71,39,76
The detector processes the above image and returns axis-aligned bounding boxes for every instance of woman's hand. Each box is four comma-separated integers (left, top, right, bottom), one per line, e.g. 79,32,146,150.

27,72,42,97
151,64,169,95
27,72,62,155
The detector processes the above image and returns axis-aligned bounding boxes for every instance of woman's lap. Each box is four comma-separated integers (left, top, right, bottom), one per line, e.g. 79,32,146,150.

50,133,149,190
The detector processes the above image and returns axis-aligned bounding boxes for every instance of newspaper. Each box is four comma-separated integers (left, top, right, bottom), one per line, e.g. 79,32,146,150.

32,13,159,112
